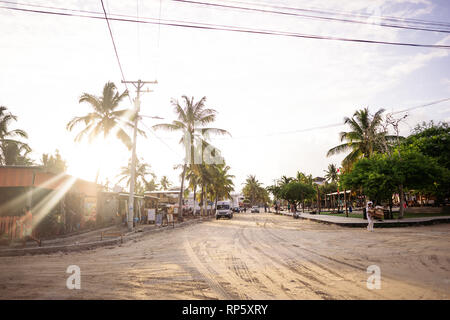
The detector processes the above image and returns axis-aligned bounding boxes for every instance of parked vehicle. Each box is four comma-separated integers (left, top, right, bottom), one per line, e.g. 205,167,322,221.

251,206,259,213
216,201,233,219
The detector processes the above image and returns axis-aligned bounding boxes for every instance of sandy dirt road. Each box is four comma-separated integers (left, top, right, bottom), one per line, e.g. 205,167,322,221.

0,212,449,299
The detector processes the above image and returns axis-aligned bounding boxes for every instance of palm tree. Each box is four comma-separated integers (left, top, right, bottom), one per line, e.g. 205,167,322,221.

295,171,313,185
66,82,143,149
144,178,159,192
243,175,266,206
117,157,155,192
0,140,33,165
153,96,230,219
209,163,235,209
41,150,67,173
324,164,338,183
327,108,397,166
185,164,200,214
160,176,172,190
0,106,31,165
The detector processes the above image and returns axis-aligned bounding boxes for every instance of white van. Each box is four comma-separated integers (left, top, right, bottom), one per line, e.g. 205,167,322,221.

216,200,233,219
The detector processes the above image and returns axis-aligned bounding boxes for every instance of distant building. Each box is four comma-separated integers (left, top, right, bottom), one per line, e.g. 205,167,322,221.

312,177,326,186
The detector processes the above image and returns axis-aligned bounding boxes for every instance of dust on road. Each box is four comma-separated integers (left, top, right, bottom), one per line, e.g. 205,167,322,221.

0,213,449,299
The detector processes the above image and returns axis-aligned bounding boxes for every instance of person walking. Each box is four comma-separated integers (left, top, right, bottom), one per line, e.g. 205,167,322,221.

366,201,374,232
20,206,41,247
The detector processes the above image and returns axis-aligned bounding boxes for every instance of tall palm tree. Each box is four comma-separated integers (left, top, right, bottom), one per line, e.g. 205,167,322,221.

324,164,338,183
153,96,230,219
185,164,200,214
117,157,155,191
327,108,397,166
66,82,142,150
0,106,31,165
160,176,172,190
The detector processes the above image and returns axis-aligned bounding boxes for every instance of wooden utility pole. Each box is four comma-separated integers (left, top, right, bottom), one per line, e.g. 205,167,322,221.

121,79,157,231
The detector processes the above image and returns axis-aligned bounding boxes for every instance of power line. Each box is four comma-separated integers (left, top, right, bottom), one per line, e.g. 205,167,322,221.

171,0,450,34
99,0,127,88
98,0,132,105
140,119,183,158
210,98,450,140
214,0,450,29
1,4,450,49
391,97,450,114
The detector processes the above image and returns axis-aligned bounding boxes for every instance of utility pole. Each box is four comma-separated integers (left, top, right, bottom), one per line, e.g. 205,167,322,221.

122,79,157,231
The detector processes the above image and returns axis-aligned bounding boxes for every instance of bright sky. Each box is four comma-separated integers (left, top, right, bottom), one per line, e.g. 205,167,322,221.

1,0,449,191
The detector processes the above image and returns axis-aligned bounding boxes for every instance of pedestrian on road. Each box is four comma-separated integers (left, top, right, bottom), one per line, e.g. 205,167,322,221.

20,206,41,247
366,201,374,232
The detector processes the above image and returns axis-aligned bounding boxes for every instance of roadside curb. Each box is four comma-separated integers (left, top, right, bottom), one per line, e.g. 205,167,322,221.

0,216,213,257
295,214,450,228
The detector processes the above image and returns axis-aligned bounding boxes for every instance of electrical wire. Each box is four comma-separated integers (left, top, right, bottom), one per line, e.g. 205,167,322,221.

391,97,450,114
139,119,183,158
203,0,450,29
171,0,450,34
1,4,450,49
99,0,127,88
210,98,450,140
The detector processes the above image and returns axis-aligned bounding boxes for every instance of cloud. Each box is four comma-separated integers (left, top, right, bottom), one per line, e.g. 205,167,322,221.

385,35,450,78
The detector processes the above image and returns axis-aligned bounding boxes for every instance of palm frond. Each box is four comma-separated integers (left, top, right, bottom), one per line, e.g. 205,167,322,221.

326,143,353,157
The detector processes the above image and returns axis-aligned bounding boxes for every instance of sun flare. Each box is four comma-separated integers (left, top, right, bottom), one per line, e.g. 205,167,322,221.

65,137,130,184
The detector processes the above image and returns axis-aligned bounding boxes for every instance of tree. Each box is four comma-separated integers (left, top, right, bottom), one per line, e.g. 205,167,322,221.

144,178,159,192
66,82,141,150
327,108,398,166
0,106,31,165
403,121,450,170
340,149,446,215
243,175,269,206
153,96,230,219
280,181,316,213
1,140,33,165
160,176,172,190
117,157,155,192
209,163,235,208
324,164,339,183
41,150,67,173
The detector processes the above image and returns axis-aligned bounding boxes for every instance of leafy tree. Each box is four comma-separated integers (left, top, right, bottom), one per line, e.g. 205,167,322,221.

403,121,450,170
41,150,67,173
341,148,446,214
280,181,316,212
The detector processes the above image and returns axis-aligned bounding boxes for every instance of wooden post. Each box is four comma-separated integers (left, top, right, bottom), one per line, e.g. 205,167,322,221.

344,189,348,217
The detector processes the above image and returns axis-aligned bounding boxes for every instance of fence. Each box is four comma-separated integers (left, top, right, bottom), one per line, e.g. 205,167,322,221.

0,216,36,241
